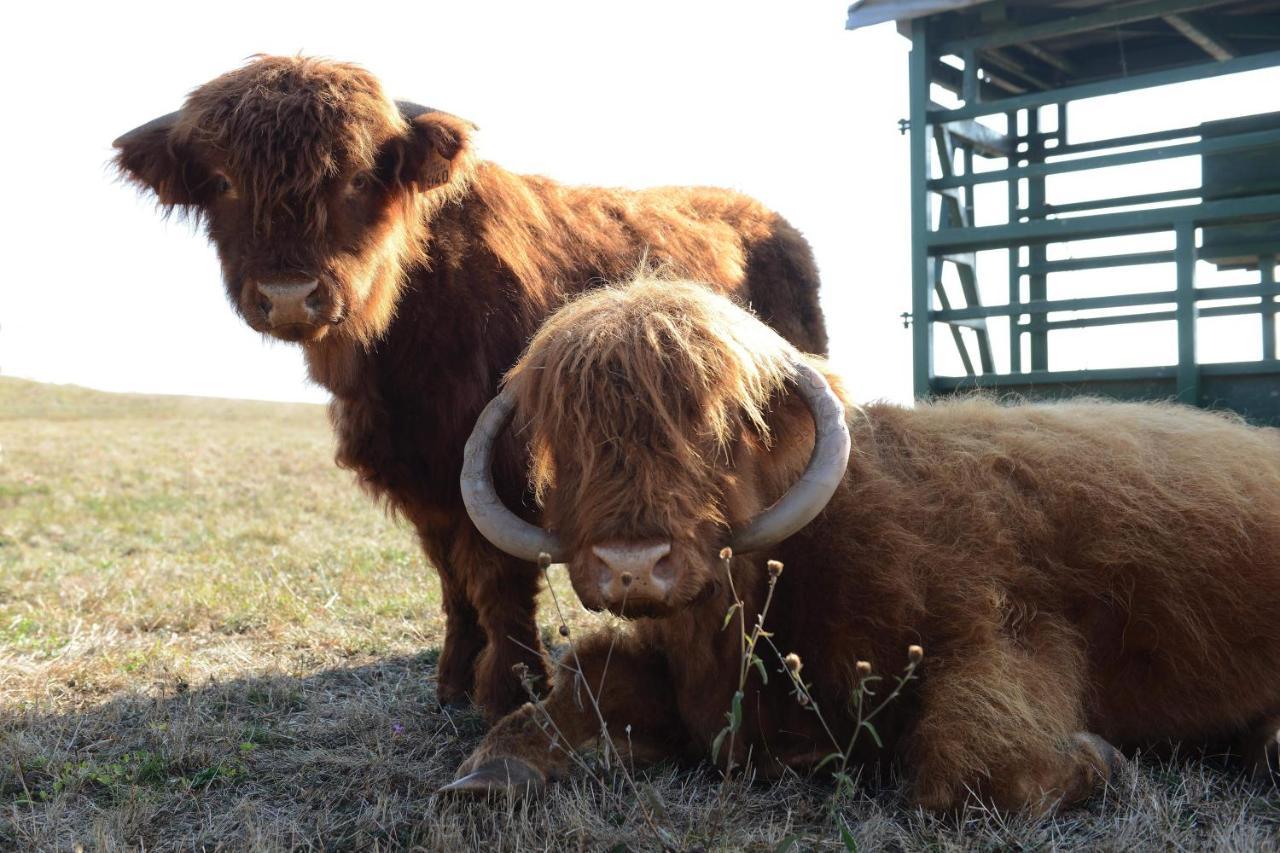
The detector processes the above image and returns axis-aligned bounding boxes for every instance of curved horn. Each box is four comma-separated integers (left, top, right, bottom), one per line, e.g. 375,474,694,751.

113,110,180,149
397,101,478,133
396,100,438,121
460,386,567,563
116,103,436,149
728,360,851,554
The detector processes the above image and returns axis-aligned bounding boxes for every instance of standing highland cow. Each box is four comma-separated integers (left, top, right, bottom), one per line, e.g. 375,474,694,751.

113,56,827,718
452,278,1280,813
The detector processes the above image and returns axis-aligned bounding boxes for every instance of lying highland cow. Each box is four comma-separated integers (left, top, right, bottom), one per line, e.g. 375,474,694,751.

113,56,826,718
451,279,1280,812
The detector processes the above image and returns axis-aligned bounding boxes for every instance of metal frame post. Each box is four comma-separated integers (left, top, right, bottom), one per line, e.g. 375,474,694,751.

1263,254,1277,361
1175,221,1200,404
1026,108,1049,371
909,21,934,399
1007,109,1022,374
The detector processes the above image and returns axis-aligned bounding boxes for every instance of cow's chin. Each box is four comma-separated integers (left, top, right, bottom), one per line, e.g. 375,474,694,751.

599,597,678,620
596,581,717,621
266,323,331,344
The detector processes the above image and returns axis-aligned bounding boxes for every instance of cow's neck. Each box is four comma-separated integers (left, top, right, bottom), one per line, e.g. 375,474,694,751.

643,564,773,738
299,189,552,513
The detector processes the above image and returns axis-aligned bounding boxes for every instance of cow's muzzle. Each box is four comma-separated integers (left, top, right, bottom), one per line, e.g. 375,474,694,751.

259,278,319,323
248,278,340,341
589,540,674,611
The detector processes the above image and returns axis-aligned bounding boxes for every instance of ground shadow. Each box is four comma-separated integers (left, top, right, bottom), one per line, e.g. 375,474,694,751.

2,653,1277,852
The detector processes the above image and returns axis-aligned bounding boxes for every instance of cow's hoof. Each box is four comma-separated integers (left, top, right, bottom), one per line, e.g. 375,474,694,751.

439,757,545,796
1071,732,1126,784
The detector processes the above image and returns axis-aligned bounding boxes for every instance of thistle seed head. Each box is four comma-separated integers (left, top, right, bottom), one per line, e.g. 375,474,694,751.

908,645,924,664
855,660,873,678
767,560,784,579
784,653,803,673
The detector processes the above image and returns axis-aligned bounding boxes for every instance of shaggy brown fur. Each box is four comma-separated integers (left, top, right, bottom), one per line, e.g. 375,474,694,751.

459,279,1280,813
114,56,827,718
516,284,801,550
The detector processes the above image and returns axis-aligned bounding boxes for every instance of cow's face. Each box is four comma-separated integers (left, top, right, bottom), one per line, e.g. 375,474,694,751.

538,391,819,619
461,282,847,620
114,56,474,347
545,437,746,619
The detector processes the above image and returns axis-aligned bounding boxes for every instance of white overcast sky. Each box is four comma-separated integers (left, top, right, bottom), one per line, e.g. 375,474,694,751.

1,1,1277,405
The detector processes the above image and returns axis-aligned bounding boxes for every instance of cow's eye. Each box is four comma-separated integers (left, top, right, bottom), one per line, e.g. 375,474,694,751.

212,172,233,195
351,172,373,192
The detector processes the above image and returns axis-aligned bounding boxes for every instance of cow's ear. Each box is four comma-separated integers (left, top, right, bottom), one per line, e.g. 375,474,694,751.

113,112,211,208
394,111,476,191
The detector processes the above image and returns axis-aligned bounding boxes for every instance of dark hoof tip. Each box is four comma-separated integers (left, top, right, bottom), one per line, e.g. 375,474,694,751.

439,757,545,797
1072,732,1126,782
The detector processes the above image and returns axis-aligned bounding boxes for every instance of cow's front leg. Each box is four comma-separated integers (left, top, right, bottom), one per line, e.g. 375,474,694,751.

444,524,550,721
907,615,1125,814
411,519,485,708
435,568,485,708
442,629,685,793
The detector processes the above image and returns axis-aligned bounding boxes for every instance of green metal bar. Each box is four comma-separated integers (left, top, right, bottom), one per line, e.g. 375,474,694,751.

981,47,1054,92
1024,250,1176,274
962,144,976,226
939,0,1233,60
930,258,977,376
961,49,978,105
1023,311,1179,332
934,358,1280,391
1052,124,1201,156
910,22,933,399
1023,300,1267,333
1028,108,1048,371
1175,222,1199,404
931,124,995,375
928,127,1280,191
935,364,1179,390
1202,359,1280,375
1007,109,1022,374
1018,42,1078,77
927,193,1280,253
1193,283,1270,301
934,282,1269,323
1164,12,1236,61
1262,255,1277,360
1044,188,1200,216
929,49,1280,122
1198,302,1264,321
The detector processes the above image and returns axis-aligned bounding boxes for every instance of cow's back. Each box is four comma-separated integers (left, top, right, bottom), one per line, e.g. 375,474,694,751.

465,165,828,354
845,397,1280,743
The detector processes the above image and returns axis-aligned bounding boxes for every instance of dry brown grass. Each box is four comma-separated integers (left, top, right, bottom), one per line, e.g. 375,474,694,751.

1,377,1277,851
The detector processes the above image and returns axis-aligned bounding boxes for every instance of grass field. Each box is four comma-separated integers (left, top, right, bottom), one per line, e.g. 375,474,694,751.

1,376,1277,851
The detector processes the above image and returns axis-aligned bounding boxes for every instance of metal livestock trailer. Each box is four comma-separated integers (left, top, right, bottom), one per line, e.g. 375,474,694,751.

846,0,1280,421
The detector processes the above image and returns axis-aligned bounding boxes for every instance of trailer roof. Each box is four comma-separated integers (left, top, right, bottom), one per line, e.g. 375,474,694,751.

848,1,1280,93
